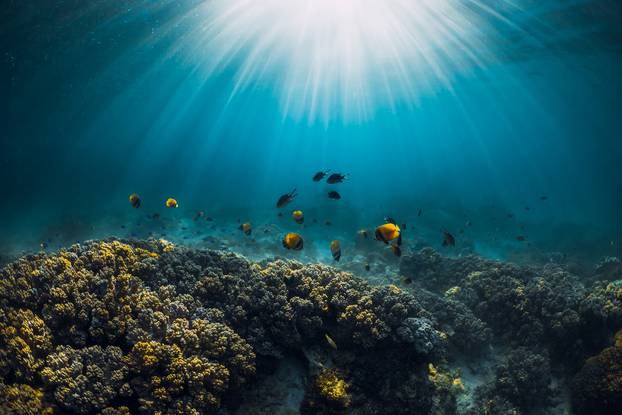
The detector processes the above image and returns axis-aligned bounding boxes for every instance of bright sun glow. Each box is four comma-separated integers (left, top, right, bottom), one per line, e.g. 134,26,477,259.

177,0,495,123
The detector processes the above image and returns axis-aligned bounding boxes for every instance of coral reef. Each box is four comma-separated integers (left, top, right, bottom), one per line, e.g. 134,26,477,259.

0,239,447,414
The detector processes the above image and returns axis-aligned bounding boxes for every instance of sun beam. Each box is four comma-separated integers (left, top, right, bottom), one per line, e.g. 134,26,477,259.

177,0,494,123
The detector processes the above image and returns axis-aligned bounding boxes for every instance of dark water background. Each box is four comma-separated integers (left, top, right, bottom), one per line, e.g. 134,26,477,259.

1,0,621,264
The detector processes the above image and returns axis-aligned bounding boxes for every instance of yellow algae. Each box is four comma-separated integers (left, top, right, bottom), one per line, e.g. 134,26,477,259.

315,369,350,406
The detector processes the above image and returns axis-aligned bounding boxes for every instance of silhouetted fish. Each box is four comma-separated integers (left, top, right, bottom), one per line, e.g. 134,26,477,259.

326,173,347,184
442,231,455,247
328,191,341,200
312,170,330,182
276,189,298,208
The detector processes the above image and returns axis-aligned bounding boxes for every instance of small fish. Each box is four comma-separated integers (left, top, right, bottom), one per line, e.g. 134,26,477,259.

325,220,332,226
385,216,396,225
358,229,369,238
465,220,472,227
524,206,530,211
402,277,412,284
325,333,338,350
401,223,407,230
193,211,204,221
330,240,341,261
390,244,401,257
507,213,514,219
418,208,422,217
313,218,318,223
375,223,401,245
40,242,48,250
278,212,283,217
129,193,141,208
516,235,526,241
292,210,304,224
283,232,303,250
365,263,370,271
152,213,160,220
206,216,213,221
442,231,455,247
166,198,178,208
312,170,330,182
328,191,341,200
540,196,548,200
276,189,298,208
121,225,126,229
326,173,347,184
239,223,251,235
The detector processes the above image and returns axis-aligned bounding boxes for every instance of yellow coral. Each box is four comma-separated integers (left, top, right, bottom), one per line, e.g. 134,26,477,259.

444,286,461,297
315,369,350,407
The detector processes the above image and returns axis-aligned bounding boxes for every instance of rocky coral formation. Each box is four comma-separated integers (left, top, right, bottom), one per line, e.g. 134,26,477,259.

0,239,448,414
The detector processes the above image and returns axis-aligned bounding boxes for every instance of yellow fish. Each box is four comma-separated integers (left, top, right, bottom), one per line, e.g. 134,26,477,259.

283,232,303,250
165,198,178,208
375,223,401,245
330,240,341,261
239,223,251,235
129,193,141,208
292,210,304,224
325,333,338,350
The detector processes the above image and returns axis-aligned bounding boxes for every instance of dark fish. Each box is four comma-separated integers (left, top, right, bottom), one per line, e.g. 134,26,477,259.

325,220,332,226
524,206,530,211
442,231,455,247
129,193,141,208
328,191,341,200
152,213,160,220
507,213,514,219
516,235,526,241
418,208,422,217
358,229,369,238
312,170,330,182
465,220,472,227
326,173,347,184
385,216,396,224
390,244,401,257
278,212,283,217
402,277,412,284
401,223,407,230
193,211,205,221
313,218,318,223
364,263,370,271
40,242,48,249
276,188,298,208
121,225,126,229
540,196,548,200
206,216,213,221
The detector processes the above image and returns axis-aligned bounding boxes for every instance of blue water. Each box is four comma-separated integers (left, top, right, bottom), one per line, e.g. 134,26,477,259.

1,0,621,264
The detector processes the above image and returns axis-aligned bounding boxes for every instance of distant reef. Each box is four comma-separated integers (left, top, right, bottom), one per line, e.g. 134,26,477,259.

1,239,621,415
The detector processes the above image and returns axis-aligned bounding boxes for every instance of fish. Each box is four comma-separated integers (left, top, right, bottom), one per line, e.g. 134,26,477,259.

390,244,401,257
358,229,369,238
312,170,330,182
402,277,412,284
165,198,178,208
206,216,213,221
375,223,402,245
466,220,472,227
401,223,407,230
325,333,338,350
129,193,141,208
40,242,48,249
365,263,370,271
325,220,332,226
442,231,455,247
292,210,304,224
278,212,283,217
516,235,526,241
283,232,304,250
326,173,347,184
418,208,422,217
385,216,396,224
328,191,341,200
276,189,298,208
507,213,514,219
152,213,160,220
193,211,204,221
540,196,548,200
330,240,341,261
524,206,531,211
239,223,252,235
